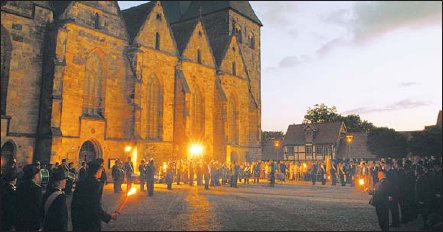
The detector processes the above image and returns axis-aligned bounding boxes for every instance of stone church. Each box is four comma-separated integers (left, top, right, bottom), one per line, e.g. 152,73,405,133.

1,1,262,170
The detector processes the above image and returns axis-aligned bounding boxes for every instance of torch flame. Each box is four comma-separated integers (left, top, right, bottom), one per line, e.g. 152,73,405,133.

127,187,137,196
359,178,365,186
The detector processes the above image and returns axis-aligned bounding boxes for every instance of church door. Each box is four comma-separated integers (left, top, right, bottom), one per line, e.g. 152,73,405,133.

79,141,100,165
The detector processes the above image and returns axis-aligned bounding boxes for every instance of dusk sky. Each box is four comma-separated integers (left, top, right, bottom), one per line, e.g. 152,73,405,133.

118,1,442,132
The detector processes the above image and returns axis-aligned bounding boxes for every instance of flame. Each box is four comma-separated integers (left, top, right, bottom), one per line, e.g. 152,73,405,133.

189,144,204,159
303,163,307,168
131,147,138,174
359,178,365,186
127,187,137,196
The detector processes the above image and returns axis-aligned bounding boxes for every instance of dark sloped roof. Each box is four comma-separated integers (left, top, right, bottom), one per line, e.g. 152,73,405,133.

337,132,376,159
283,122,344,146
180,1,262,26
51,1,72,18
176,69,190,93
162,1,192,24
171,19,199,55
211,35,233,67
121,1,156,42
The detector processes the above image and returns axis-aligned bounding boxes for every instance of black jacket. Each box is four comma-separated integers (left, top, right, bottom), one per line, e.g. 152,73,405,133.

71,176,111,231
42,187,68,231
1,182,17,230
15,179,43,231
373,178,391,207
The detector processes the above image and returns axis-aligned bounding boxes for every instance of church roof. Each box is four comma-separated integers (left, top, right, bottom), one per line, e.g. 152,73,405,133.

180,1,262,26
171,19,199,55
162,1,192,24
283,122,345,146
121,1,156,42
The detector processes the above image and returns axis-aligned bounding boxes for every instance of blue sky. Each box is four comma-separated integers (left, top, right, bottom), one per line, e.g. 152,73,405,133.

119,1,442,132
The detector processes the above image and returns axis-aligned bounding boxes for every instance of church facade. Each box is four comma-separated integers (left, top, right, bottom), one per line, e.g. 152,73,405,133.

1,1,262,169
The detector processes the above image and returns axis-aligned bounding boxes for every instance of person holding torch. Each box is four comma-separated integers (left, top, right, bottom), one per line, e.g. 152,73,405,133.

71,159,118,231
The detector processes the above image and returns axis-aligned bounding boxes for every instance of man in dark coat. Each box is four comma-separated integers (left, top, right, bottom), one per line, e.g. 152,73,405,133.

372,171,392,231
42,169,68,231
71,159,118,231
78,161,87,182
386,163,400,227
203,162,211,190
311,162,318,185
270,161,276,187
1,169,17,230
64,162,75,195
146,158,156,197
15,164,43,231
139,159,147,192
123,156,134,192
112,159,124,193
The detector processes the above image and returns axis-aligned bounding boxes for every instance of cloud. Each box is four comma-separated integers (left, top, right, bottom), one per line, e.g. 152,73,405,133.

278,55,309,69
343,99,431,114
399,82,420,87
316,38,348,56
351,1,442,43
252,2,299,27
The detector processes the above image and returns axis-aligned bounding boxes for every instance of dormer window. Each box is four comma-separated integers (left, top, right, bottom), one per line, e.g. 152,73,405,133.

94,13,100,29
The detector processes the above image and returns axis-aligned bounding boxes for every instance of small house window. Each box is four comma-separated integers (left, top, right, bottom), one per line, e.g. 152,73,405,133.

232,62,236,76
197,49,202,64
155,32,160,50
306,146,312,155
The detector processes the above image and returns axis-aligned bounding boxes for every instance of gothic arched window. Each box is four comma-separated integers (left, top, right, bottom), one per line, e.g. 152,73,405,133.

94,13,100,29
192,87,205,138
146,75,163,140
155,32,160,50
83,52,104,118
228,94,239,145
232,62,236,76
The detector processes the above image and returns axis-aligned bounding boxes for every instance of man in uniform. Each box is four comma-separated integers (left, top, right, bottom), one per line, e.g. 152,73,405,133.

311,162,318,185
71,159,118,230
65,162,75,195
270,161,276,187
78,161,87,182
139,159,147,192
146,158,156,197
16,164,43,231
371,171,392,231
112,159,124,193
1,169,17,230
42,169,68,231
123,156,134,192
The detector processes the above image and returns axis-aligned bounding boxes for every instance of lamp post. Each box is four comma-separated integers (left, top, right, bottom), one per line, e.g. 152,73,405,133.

346,135,354,159
274,140,280,162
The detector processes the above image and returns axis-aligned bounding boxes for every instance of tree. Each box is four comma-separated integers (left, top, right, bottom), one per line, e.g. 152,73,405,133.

408,126,442,157
261,131,284,142
367,127,408,158
303,103,340,124
303,104,374,132
341,114,374,132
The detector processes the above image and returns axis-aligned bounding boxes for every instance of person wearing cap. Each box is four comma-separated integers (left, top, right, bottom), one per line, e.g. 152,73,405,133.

112,159,124,193
42,169,68,231
146,158,156,197
71,159,118,231
123,156,134,192
78,161,87,182
138,159,147,192
371,170,393,231
15,164,43,231
1,169,18,230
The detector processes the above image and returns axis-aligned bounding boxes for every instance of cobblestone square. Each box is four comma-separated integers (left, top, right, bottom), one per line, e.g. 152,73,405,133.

64,181,422,231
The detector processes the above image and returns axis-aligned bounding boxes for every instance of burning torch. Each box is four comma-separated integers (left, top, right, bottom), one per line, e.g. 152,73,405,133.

115,187,137,215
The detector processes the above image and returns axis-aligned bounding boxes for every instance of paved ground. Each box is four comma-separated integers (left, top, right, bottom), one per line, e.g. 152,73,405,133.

68,181,424,231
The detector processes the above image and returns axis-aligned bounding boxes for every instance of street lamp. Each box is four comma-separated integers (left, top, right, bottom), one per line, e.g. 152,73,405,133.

346,135,353,159
274,140,280,161
189,143,204,160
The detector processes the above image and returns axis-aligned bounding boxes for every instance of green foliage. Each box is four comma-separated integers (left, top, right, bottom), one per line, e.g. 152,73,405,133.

303,104,340,124
303,103,374,132
408,126,442,157
367,127,408,158
261,131,284,142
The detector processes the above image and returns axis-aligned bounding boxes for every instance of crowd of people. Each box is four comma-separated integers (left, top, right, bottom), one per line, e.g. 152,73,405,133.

1,155,441,231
